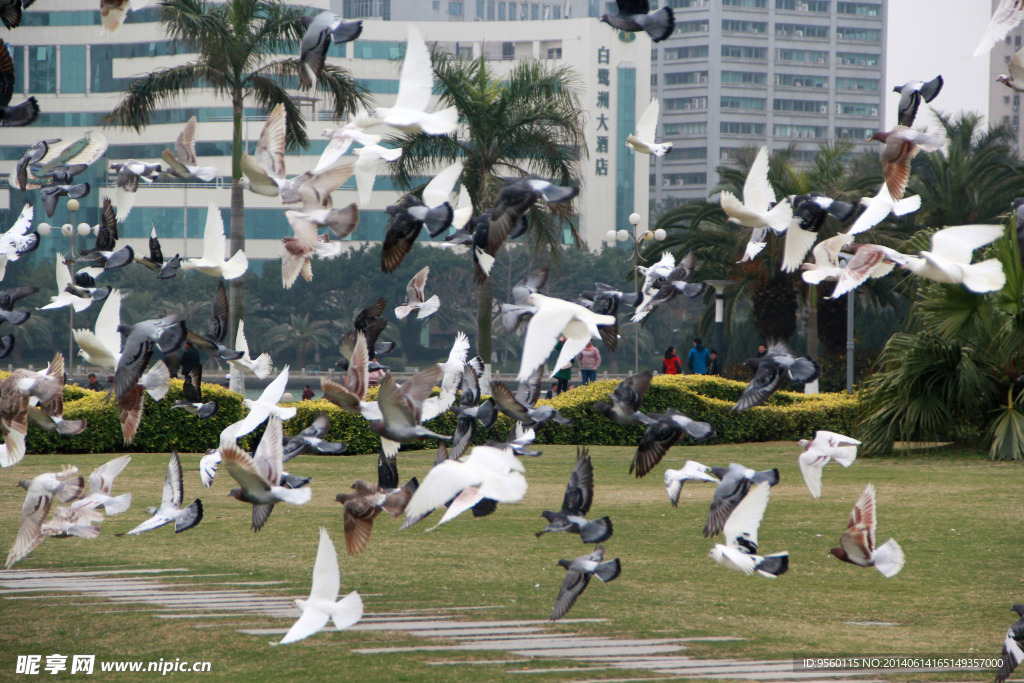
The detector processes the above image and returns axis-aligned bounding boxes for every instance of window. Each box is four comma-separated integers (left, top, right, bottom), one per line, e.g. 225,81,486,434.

476,0,484,16
776,23,829,38
664,172,707,186
723,0,766,6
722,19,767,32
835,126,874,138
837,26,881,41
676,19,710,33
60,45,87,94
721,70,767,85
836,76,879,91
546,47,561,59
665,45,709,59
776,73,829,88
664,71,708,85
21,10,99,26
669,0,709,7
449,1,463,15
354,41,406,60
721,96,766,110
836,51,879,66
664,121,707,135
531,3,539,18
721,121,766,135
666,96,708,110
773,98,828,113
502,42,515,59
773,124,827,138
509,1,516,18
29,45,57,94
837,1,879,15
722,44,767,59
777,48,829,63
837,102,878,116
553,5,560,17
498,1,505,18
674,147,708,159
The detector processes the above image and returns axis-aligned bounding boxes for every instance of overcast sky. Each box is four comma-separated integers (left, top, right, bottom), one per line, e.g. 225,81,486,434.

885,0,992,129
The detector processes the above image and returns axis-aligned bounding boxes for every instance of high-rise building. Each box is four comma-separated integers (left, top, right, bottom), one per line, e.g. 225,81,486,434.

651,0,887,209
986,0,1024,144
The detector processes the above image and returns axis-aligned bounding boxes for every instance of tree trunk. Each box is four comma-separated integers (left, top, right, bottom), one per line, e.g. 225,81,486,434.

229,95,246,395
806,284,819,359
477,277,493,364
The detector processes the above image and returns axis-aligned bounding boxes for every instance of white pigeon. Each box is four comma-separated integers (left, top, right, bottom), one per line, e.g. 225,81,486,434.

197,421,243,488
797,431,860,499
281,211,344,289
39,253,95,312
234,366,298,437
314,114,381,174
370,25,458,136
0,204,38,281
240,103,287,197
719,146,793,261
73,455,132,515
974,0,1024,58
181,202,248,280
7,466,84,569
625,98,672,156
394,266,440,320
227,320,273,380
847,183,922,236
126,452,203,535
664,460,720,508
434,331,470,412
516,293,615,383
161,116,219,181
404,445,528,530
40,502,104,540
998,47,1024,92
278,527,363,645
111,159,162,223
708,482,789,578
883,224,1007,293
824,243,895,300
450,184,474,232
800,234,855,287
353,144,403,206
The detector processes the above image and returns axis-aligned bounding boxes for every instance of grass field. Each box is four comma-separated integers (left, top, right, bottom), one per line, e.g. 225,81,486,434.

0,442,1020,681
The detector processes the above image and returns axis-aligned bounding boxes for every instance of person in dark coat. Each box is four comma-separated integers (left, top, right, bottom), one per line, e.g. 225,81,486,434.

180,341,201,377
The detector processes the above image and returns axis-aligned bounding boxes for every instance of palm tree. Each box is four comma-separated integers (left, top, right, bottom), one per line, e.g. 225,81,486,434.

388,51,586,365
264,313,338,369
105,0,370,371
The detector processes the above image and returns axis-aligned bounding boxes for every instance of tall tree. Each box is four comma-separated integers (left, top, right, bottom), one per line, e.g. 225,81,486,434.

105,0,369,388
388,51,586,365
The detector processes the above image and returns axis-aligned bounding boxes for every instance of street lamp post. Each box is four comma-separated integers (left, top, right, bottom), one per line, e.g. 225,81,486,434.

703,280,734,365
606,212,666,375
837,254,855,394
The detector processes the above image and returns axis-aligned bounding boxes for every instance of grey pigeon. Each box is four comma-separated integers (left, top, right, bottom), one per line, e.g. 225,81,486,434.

492,381,571,429
114,314,187,444
76,199,134,276
0,286,37,327
704,463,780,537
16,140,57,191
135,225,180,279
631,408,715,478
631,252,704,322
450,359,497,460
370,367,451,444
537,447,612,544
996,604,1024,683
299,12,363,90
578,283,641,351
125,453,202,535
40,182,89,218
781,193,858,273
171,365,218,419
550,545,621,621
187,282,243,361
893,75,943,128
593,371,654,426
733,342,820,412
339,298,393,363
0,42,38,127
283,414,347,461
600,0,675,42
381,194,454,273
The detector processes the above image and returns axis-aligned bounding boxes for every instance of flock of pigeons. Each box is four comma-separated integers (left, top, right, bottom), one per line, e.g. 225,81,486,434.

1,0,1023,671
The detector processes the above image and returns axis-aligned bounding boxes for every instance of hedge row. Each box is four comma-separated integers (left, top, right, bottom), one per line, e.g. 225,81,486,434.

17,374,859,456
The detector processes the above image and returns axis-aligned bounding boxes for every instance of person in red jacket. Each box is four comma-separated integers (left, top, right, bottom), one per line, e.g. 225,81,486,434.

662,346,683,375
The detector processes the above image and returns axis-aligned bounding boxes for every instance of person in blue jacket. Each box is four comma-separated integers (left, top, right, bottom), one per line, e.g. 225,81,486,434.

687,337,712,374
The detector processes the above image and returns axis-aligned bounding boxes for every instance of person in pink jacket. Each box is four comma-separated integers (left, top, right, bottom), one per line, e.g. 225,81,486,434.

577,341,602,385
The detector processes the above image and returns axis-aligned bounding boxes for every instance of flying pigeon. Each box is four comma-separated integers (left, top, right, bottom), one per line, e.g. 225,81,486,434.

380,194,453,273
0,358,75,468
719,146,793,261
40,181,90,219
823,242,896,299
630,408,715,478
600,0,675,42
240,103,287,197
995,604,1024,683
435,331,471,411
797,430,859,498
973,0,1024,57
234,367,298,438
893,75,943,128
277,527,363,645
370,367,451,452
6,466,85,569
282,414,347,460
708,482,789,578
999,48,1024,93
125,452,203,535
0,204,40,280
114,313,187,444
1,0,25,30
281,211,347,288
732,342,820,412
664,460,719,508
100,0,154,33
515,292,614,383
829,483,905,578
221,416,313,532
491,381,571,429
394,266,440,320
15,141,57,192
315,114,381,174
321,332,375,416
870,224,1007,294
576,283,640,351
536,447,612,544
369,25,458,135
109,159,162,222
550,545,621,621
181,202,248,280
704,463,780,537
631,251,705,321
75,199,135,279
13,131,108,189
449,358,496,460
338,297,394,363
39,502,104,542
626,98,672,156
227,320,273,380
870,126,946,202
186,282,244,361
353,143,403,206
335,477,417,556
0,41,39,127
133,226,181,279
780,193,857,273
72,456,132,515
0,286,37,327
171,365,219,419
161,116,219,181
298,12,363,90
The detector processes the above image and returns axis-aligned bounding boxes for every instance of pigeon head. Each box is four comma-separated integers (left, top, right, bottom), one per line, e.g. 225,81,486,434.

17,479,30,490
829,546,850,563
998,74,1012,85
146,506,158,515
797,438,812,450
556,558,572,570
1012,197,1024,211
1013,604,1024,618
869,130,888,143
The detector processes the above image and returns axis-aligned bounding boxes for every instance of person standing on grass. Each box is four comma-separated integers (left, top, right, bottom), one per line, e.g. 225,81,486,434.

687,338,712,375
708,349,721,376
662,346,683,375
578,341,601,385
553,336,573,394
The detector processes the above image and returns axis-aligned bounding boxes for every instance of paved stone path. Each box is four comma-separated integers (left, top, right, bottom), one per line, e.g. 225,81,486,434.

0,568,976,681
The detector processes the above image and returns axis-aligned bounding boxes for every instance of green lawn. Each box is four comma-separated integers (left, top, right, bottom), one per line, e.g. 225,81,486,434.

0,442,1018,681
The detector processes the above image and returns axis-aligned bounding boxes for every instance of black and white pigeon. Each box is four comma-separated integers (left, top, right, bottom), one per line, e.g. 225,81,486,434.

40,182,90,219
631,408,715,478
780,193,857,273
0,42,39,127
664,461,720,508
450,359,497,460
593,371,654,426
114,314,187,444
283,414,347,460
125,452,203,535
577,283,640,352
732,342,820,412
338,298,395,363
16,141,58,191
110,159,163,223
134,225,180,279
708,482,789,578
76,198,135,278
187,282,244,361
600,0,675,43
536,447,612,544
380,194,454,273
171,365,219,419
704,463,780,537
631,252,705,322
893,75,943,128
0,204,40,281
995,604,1024,683
161,116,219,181
0,286,37,327
550,545,621,621
492,380,571,429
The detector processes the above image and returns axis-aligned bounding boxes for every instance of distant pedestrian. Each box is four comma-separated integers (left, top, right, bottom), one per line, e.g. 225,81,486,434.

301,384,315,401
708,349,721,376
553,336,573,394
367,355,386,386
756,343,768,358
85,373,103,392
687,338,712,375
578,341,601,385
662,346,683,375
